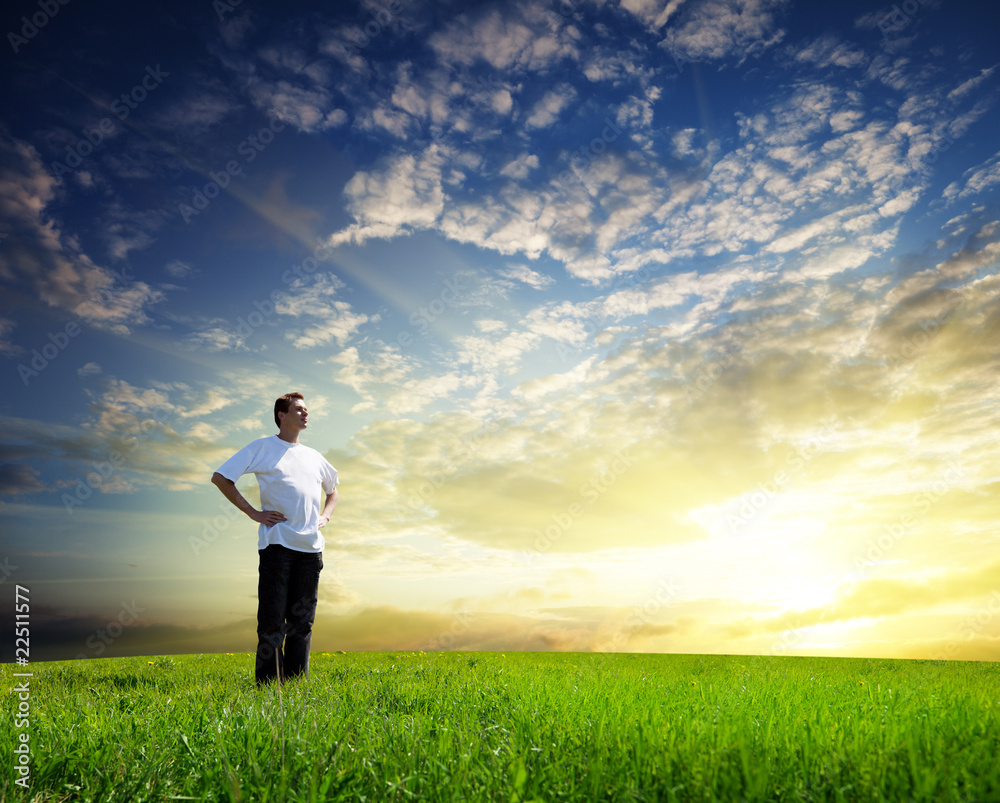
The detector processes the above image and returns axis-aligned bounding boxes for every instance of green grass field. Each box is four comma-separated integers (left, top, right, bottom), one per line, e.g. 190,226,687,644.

2,651,999,802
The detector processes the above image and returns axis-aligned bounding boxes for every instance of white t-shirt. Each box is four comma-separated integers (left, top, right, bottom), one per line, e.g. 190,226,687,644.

215,435,339,553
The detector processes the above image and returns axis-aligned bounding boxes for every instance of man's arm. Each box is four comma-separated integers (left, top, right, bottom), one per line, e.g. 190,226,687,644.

318,487,338,529
211,472,287,527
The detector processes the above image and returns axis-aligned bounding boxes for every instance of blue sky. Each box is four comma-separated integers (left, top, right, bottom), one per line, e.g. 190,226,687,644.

2,0,1000,662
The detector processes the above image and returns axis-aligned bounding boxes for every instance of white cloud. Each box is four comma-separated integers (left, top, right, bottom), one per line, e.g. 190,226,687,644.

331,345,479,415
455,329,543,376
0,317,19,357
214,28,349,134
329,145,447,246
947,65,998,103
270,274,371,349
581,47,656,85
620,0,688,30
616,91,658,147
150,82,242,134
513,355,597,403
499,264,554,289
524,85,577,129
285,302,370,350
764,208,860,254
219,11,254,49
942,149,1000,204
491,88,514,115
671,128,699,157
784,240,884,282
428,6,579,73
322,9,986,328
314,13,942,304
0,134,164,335
366,105,413,138
185,326,248,353
249,78,348,132
500,153,539,179
476,319,508,333
77,362,102,377
661,0,790,64
100,203,163,261
272,273,344,317
522,303,590,346
793,34,870,70
390,64,431,119
165,260,194,279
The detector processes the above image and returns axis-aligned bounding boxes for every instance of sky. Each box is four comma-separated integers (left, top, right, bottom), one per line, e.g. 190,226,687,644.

1,0,999,664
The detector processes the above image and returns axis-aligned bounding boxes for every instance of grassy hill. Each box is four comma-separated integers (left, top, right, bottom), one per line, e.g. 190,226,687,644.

2,651,999,801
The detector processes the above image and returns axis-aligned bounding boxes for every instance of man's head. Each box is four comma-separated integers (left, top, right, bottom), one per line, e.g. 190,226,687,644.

274,392,307,431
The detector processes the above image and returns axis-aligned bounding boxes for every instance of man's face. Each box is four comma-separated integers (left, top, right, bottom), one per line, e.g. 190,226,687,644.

282,399,308,430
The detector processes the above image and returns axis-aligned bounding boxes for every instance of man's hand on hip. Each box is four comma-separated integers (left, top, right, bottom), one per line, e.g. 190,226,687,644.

250,509,287,527
318,514,330,529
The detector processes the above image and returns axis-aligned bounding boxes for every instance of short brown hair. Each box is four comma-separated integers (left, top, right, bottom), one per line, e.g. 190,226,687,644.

274,392,304,427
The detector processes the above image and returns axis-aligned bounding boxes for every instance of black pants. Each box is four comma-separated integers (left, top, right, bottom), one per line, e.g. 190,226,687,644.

255,544,322,685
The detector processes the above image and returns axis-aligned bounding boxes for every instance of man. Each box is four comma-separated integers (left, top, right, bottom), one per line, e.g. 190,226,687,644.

211,392,339,685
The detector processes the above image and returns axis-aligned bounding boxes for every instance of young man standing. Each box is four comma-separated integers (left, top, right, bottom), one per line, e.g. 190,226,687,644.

211,392,339,685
